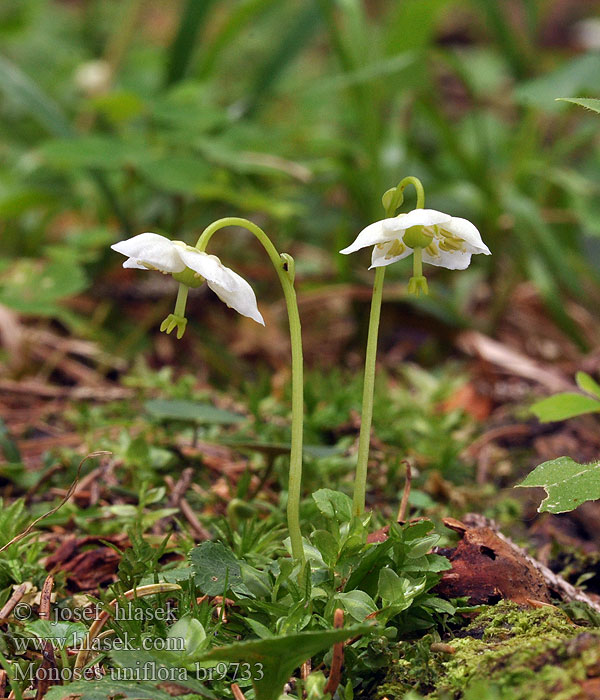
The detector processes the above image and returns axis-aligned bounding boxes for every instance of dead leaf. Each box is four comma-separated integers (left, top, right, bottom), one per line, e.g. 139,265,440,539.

435,518,551,605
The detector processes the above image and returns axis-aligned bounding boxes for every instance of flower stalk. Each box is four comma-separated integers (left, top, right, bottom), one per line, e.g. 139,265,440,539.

352,176,425,516
193,218,305,562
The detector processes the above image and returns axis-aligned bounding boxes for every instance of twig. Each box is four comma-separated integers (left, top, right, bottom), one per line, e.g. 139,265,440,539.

36,576,58,699
0,452,111,554
179,498,211,540
38,575,54,621
167,468,194,507
0,584,28,621
231,684,247,700
324,609,344,696
463,514,600,614
397,460,412,522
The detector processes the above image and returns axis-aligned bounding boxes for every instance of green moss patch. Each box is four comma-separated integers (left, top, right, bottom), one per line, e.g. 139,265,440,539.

377,601,600,699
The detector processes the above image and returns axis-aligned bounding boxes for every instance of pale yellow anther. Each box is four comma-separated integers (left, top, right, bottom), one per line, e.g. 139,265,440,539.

385,239,406,259
439,237,465,252
426,242,439,257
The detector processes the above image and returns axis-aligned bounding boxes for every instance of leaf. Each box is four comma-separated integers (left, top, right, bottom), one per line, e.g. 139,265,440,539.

0,55,72,137
516,54,600,109
334,590,377,622
576,372,600,399
557,97,600,115
190,542,248,596
531,393,600,422
312,489,353,522
40,136,151,171
46,680,174,700
137,156,212,195
311,530,339,567
196,625,375,700
0,258,87,315
164,0,217,86
518,456,600,513
145,399,244,425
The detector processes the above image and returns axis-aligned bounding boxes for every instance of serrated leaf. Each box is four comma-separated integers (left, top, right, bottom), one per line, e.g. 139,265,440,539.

557,97,600,114
145,399,244,424
196,625,375,700
190,541,248,596
576,372,600,399
531,393,600,421
518,456,600,513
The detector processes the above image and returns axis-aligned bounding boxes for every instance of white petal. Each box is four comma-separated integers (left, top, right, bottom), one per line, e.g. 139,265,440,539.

439,217,491,254
382,208,452,234
340,209,452,255
176,247,236,292
111,233,185,273
122,258,147,269
422,247,473,270
339,219,391,255
369,240,413,268
206,269,264,325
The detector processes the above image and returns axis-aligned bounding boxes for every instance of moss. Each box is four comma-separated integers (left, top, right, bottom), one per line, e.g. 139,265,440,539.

376,601,600,700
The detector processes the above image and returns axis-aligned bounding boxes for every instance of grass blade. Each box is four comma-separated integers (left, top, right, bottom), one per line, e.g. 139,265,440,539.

164,0,216,87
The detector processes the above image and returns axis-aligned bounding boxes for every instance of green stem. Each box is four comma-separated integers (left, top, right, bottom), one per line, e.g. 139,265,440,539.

352,176,424,516
195,218,305,562
397,176,425,211
413,247,423,277
352,265,385,516
174,284,189,317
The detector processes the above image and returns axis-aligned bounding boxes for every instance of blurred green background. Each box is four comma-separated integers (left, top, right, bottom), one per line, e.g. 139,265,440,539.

2,0,600,372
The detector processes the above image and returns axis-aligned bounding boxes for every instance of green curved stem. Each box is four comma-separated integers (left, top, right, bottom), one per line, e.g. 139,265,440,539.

352,176,424,516
195,218,305,562
397,176,425,210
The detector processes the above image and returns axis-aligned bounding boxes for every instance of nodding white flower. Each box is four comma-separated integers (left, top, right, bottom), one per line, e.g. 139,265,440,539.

111,233,264,326
340,208,490,270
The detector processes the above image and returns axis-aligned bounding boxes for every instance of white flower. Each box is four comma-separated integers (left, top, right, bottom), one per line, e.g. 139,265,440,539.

340,208,490,270
111,233,264,325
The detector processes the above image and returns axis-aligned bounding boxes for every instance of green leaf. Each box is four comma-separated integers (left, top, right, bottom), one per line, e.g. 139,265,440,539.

145,399,244,425
312,530,339,567
0,258,87,315
531,393,600,422
334,590,377,622
46,680,174,700
516,54,600,109
312,489,353,522
0,55,72,137
40,136,151,171
378,569,427,609
518,456,600,513
24,620,86,647
197,625,375,700
164,0,217,86
167,617,208,662
137,156,212,195
576,372,600,399
190,542,248,596
557,97,600,114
